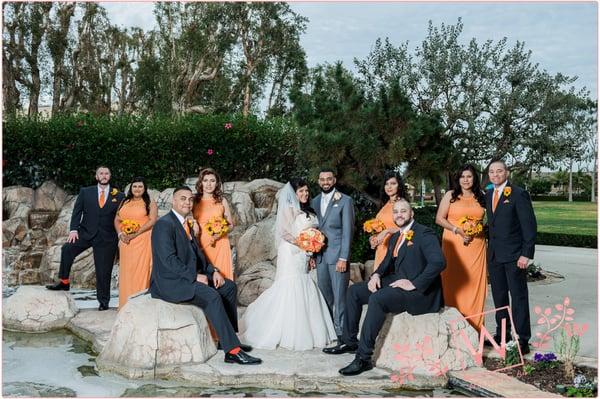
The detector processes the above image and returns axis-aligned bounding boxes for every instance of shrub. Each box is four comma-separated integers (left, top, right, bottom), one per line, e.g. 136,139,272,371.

536,232,597,249
3,114,303,193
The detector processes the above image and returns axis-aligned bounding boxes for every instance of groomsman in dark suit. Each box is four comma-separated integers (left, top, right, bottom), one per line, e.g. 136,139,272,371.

47,166,125,311
324,199,446,376
485,160,537,354
149,186,261,365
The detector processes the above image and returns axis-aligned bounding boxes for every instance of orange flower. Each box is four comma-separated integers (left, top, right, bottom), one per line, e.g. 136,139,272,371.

363,218,386,234
503,187,512,197
120,219,141,235
297,228,326,253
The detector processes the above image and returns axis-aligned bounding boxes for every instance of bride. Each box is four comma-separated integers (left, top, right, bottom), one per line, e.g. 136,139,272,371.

239,178,336,350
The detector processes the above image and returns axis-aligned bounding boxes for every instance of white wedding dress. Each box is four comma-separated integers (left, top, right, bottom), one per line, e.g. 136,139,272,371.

239,209,336,351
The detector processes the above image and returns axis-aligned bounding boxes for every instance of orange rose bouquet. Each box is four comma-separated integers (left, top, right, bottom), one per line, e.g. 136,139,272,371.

120,219,141,235
296,228,326,254
204,216,230,246
458,216,483,245
363,218,386,235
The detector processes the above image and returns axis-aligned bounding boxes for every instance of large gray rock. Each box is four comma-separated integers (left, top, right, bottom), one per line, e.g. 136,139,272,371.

244,178,284,210
236,215,277,275
3,186,34,219
223,181,248,195
46,197,76,245
373,307,480,376
349,262,364,284
156,188,174,213
97,294,217,379
33,180,70,211
39,244,97,288
3,286,78,332
230,191,256,227
2,217,28,247
236,261,276,306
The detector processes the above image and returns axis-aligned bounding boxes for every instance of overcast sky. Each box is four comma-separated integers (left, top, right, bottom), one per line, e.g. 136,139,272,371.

101,1,598,98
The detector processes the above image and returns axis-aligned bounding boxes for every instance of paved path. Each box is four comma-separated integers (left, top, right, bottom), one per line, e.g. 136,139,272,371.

484,245,597,361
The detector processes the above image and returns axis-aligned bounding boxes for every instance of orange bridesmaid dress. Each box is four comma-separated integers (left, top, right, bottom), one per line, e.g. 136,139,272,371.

118,200,152,309
373,201,397,271
441,195,487,331
192,198,234,280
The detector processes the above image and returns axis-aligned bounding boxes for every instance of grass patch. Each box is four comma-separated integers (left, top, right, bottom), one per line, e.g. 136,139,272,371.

533,201,597,236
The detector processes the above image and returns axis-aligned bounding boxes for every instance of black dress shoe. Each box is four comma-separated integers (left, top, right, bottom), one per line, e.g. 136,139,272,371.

323,343,358,355
519,342,530,355
484,337,510,348
98,304,109,311
224,350,262,365
339,357,373,376
217,342,253,352
46,281,70,291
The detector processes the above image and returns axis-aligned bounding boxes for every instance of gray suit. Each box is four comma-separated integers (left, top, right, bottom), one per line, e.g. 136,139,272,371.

312,190,355,336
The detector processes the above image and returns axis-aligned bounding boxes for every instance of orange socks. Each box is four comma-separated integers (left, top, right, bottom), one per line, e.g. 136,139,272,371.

60,279,70,284
228,346,241,355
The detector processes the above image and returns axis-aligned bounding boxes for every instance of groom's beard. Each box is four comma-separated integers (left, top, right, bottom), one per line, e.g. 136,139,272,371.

321,186,335,194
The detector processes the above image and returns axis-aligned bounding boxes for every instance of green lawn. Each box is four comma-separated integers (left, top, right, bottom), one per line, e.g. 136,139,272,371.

533,201,597,236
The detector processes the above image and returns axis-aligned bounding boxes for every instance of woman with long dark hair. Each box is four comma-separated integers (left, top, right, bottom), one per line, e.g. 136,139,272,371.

435,164,487,330
240,177,336,350
192,168,235,280
369,170,407,271
114,177,158,309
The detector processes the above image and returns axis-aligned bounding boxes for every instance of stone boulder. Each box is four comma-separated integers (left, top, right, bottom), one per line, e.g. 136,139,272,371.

244,178,284,210
2,286,78,332
373,307,480,375
33,181,70,211
223,181,248,195
46,197,76,245
156,188,174,213
96,294,217,379
229,190,256,227
350,262,364,284
3,186,34,219
39,245,97,288
235,215,277,275
3,217,28,247
236,261,276,306
364,260,375,278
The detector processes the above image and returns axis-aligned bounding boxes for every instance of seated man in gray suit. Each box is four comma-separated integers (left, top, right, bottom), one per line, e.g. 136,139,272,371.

150,186,261,365
324,198,446,376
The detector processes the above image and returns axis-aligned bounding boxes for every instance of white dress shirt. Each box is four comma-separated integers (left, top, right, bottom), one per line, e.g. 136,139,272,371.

320,188,336,217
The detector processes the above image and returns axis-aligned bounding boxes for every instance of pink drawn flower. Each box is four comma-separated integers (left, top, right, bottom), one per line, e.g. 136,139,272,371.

224,122,233,130
207,149,214,156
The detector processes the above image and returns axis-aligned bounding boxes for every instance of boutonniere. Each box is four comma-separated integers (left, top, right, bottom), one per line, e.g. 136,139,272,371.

111,198,117,202
186,219,195,231
333,192,342,202
405,230,414,246
111,188,119,196
502,187,511,204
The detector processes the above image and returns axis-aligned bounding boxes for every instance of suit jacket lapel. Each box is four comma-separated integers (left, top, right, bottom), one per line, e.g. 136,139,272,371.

169,211,190,242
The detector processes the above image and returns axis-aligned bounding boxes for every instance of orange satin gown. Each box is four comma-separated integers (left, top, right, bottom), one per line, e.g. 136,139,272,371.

192,198,234,280
441,195,487,331
118,200,152,309
373,201,397,271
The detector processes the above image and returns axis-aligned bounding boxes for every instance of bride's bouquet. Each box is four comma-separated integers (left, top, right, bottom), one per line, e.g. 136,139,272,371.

204,216,230,246
296,228,326,254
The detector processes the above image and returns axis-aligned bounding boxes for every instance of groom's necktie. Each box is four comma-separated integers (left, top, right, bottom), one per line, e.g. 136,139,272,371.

492,189,500,212
99,190,106,208
183,221,192,240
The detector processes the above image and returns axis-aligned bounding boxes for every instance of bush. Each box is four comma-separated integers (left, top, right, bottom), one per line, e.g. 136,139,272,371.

536,232,597,248
531,195,592,202
3,114,303,193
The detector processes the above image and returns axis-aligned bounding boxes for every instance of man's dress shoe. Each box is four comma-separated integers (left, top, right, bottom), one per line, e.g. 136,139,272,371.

323,343,357,355
98,304,109,311
46,281,70,291
339,357,373,376
224,350,262,365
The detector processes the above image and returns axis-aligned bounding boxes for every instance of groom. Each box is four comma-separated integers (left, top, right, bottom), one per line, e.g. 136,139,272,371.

150,186,261,365
311,168,355,345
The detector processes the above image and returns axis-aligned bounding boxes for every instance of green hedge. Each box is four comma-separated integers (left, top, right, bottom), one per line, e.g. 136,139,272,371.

536,232,597,248
3,114,303,193
532,195,592,202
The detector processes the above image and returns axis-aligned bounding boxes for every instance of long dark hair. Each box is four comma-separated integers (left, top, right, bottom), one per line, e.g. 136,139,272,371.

290,177,316,218
380,170,407,204
450,164,486,207
122,177,151,215
195,168,224,204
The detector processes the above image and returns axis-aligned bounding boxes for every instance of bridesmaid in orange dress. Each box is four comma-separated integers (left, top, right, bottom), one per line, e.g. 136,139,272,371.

435,164,487,331
114,177,158,309
192,168,234,280
369,171,407,271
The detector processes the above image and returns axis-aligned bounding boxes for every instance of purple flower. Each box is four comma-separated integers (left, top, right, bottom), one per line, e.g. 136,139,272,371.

543,353,557,361
534,353,544,362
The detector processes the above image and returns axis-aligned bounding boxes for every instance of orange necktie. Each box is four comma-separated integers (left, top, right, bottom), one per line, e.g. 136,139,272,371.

183,221,192,239
492,189,500,212
99,190,106,208
392,232,404,257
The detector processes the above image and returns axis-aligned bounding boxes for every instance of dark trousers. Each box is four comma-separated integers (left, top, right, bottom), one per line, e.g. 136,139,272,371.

343,277,409,361
188,279,241,353
59,236,117,307
488,259,531,343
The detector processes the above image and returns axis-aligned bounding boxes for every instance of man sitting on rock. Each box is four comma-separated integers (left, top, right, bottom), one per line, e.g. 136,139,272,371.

150,186,261,365
323,198,445,376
